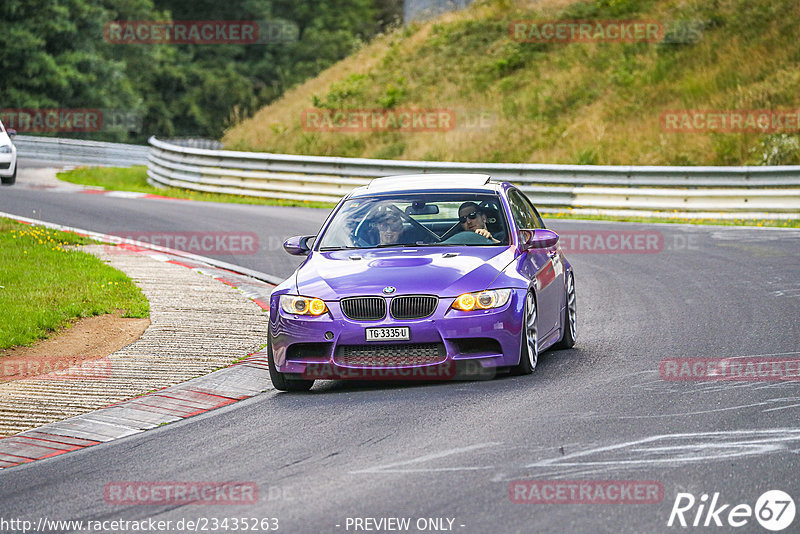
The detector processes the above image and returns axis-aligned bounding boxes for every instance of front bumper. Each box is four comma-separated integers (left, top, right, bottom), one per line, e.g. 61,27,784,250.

271,290,525,379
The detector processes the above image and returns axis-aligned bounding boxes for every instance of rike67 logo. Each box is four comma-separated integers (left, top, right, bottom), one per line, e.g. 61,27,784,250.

668,490,795,531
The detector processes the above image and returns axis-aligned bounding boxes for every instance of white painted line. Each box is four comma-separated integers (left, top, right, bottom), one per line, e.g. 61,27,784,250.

105,191,147,198
616,401,780,419
524,429,800,469
762,403,800,413
351,442,502,474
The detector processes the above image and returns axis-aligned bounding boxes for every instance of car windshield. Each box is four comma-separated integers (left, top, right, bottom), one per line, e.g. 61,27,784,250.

317,193,510,250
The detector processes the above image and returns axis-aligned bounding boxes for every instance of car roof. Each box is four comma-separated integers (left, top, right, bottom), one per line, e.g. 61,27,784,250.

348,173,503,197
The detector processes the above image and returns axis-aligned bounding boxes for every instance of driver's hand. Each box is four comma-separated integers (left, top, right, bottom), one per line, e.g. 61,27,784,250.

474,228,492,239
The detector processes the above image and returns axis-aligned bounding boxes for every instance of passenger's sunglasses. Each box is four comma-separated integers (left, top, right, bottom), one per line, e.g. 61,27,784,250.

377,221,403,231
459,211,479,224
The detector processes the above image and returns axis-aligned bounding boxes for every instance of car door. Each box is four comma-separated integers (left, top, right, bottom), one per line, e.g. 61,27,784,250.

508,189,563,339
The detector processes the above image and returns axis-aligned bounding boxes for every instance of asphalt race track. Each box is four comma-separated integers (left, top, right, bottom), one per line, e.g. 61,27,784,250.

1,164,799,533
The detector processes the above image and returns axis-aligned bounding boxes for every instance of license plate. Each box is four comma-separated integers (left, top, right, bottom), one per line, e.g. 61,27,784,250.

365,327,410,341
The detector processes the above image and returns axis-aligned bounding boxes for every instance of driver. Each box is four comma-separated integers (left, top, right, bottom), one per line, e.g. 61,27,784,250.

458,202,500,243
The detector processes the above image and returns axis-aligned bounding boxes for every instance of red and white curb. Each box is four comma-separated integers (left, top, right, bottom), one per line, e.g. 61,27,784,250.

0,213,280,469
13,178,192,202
77,188,192,201
0,350,271,469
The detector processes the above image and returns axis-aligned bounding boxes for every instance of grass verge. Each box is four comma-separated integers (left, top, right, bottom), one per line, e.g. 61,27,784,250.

0,218,149,349
57,166,336,209
544,211,799,228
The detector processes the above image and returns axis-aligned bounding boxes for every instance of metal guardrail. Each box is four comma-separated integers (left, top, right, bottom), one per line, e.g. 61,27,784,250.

148,136,800,218
14,135,149,167
10,135,797,218
158,138,224,150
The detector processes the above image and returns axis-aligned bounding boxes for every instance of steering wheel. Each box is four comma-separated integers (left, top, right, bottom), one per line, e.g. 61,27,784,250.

441,230,496,245
438,221,463,242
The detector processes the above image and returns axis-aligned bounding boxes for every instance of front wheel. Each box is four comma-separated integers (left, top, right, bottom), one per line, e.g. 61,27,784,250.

554,272,576,349
510,290,538,376
267,330,314,392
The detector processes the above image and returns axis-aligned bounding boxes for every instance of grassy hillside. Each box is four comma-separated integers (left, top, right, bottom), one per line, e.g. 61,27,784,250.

223,0,800,166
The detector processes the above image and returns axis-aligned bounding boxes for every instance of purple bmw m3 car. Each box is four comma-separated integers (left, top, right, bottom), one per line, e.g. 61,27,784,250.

267,174,576,391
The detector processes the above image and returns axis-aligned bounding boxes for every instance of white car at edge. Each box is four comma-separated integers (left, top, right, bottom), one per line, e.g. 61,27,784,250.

0,120,18,185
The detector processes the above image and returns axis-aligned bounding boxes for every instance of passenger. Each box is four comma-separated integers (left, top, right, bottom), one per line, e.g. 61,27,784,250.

375,209,405,245
458,202,500,243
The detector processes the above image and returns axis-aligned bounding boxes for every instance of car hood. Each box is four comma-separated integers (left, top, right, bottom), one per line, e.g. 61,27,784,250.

295,246,516,300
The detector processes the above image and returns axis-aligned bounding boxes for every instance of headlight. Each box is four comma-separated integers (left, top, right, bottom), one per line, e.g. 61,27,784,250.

451,289,512,311
0,145,11,154
280,295,328,316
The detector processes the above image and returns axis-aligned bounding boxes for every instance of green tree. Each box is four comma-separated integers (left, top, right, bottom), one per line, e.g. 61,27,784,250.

0,0,391,141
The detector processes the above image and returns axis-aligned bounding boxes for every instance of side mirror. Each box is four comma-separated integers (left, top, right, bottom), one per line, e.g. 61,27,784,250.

7,129,16,140
519,229,559,250
283,235,315,256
